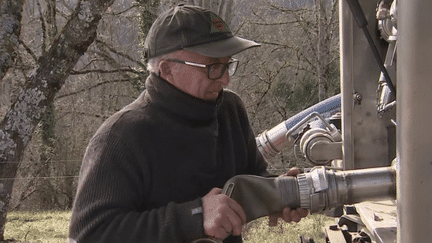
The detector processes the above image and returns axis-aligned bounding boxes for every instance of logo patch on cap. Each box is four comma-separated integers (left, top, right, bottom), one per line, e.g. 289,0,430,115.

213,18,224,30
210,12,230,33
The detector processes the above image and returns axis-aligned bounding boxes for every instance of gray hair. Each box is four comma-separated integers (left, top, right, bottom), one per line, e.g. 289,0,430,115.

146,57,160,73
146,51,182,74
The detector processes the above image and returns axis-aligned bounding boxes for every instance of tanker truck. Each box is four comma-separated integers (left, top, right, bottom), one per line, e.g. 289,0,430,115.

215,0,431,242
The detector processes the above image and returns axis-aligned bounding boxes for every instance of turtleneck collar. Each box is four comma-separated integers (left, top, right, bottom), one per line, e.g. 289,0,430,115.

145,73,224,121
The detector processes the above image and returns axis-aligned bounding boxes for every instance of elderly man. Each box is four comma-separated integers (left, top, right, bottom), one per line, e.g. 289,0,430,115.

69,4,307,243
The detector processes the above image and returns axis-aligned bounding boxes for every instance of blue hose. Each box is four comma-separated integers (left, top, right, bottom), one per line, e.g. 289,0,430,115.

256,94,341,159
284,94,341,130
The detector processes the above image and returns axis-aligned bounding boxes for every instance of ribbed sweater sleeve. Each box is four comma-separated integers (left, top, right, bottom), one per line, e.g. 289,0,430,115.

69,130,206,242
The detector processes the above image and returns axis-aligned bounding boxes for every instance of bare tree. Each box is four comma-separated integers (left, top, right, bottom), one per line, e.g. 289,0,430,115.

0,0,116,238
227,0,339,169
5,0,153,213
315,0,338,101
0,0,25,81
159,0,234,26
2,0,162,216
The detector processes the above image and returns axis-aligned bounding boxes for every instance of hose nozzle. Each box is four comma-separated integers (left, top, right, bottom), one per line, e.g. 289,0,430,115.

222,166,396,222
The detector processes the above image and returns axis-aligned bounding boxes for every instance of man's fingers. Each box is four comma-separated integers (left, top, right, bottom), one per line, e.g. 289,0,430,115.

227,198,247,225
221,216,233,236
214,226,230,240
225,210,242,235
281,207,309,224
298,208,309,218
282,207,293,223
268,213,281,227
285,167,300,176
290,209,302,223
226,198,246,235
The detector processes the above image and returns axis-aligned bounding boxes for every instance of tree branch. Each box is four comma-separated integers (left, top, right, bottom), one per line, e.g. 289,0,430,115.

0,0,25,81
19,39,38,62
259,41,293,49
58,0,75,13
58,111,111,120
252,21,298,26
70,68,144,75
95,39,146,69
36,0,48,54
107,3,140,16
55,78,135,99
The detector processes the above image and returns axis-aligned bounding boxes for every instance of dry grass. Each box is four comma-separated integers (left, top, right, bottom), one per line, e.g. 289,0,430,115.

4,211,70,243
4,211,334,243
243,214,334,243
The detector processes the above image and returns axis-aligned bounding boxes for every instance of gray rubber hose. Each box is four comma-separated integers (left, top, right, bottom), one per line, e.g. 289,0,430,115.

221,175,301,223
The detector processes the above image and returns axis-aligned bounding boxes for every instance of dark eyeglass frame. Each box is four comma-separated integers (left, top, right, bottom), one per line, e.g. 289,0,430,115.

165,58,239,80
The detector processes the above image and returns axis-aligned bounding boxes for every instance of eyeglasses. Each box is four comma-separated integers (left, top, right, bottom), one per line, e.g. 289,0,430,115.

165,58,239,80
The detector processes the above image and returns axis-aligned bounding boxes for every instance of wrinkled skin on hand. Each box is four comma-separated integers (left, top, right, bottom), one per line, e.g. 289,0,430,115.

268,168,309,226
202,188,247,240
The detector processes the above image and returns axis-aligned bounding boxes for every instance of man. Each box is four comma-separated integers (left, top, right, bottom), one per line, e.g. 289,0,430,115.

69,4,307,243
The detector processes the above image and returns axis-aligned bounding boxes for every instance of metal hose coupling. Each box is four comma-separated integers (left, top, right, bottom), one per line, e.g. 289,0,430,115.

256,94,341,160
297,166,396,213
221,166,396,222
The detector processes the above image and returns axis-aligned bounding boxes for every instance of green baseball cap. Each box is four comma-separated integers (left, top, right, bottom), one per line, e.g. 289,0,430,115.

144,4,261,59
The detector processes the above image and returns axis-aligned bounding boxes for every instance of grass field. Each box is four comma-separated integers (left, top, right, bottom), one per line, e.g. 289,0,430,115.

4,211,334,242
242,214,334,243
4,211,70,243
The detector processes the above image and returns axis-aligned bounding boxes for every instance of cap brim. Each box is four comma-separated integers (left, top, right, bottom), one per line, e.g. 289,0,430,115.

184,36,261,58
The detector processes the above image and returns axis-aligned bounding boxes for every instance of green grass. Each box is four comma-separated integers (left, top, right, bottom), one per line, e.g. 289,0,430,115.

4,211,334,242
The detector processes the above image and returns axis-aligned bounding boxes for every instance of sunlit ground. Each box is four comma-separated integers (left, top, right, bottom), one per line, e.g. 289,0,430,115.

5,211,70,243
4,211,334,243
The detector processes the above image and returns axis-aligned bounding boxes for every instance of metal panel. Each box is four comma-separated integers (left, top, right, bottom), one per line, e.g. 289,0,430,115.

340,0,390,169
397,0,432,242
356,201,397,243
325,227,349,243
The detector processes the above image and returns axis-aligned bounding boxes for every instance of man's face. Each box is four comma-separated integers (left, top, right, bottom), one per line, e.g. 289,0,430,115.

163,50,231,101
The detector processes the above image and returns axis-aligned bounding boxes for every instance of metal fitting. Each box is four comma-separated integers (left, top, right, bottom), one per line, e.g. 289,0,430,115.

256,121,289,159
297,166,396,214
256,95,341,160
377,0,397,42
299,127,342,165
256,112,336,160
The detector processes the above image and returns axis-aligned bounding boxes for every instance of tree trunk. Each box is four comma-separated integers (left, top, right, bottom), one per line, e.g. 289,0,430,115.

39,0,59,210
0,0,116,239
317,0,330,101
38,103,58,210
0,0,25,81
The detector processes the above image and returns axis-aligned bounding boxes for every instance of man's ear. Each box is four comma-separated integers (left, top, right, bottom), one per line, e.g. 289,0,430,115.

159,60,174,82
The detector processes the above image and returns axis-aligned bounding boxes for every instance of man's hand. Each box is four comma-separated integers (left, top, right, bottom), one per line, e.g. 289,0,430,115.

268,168,309,226
268,207,309,226
202,188,247,240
